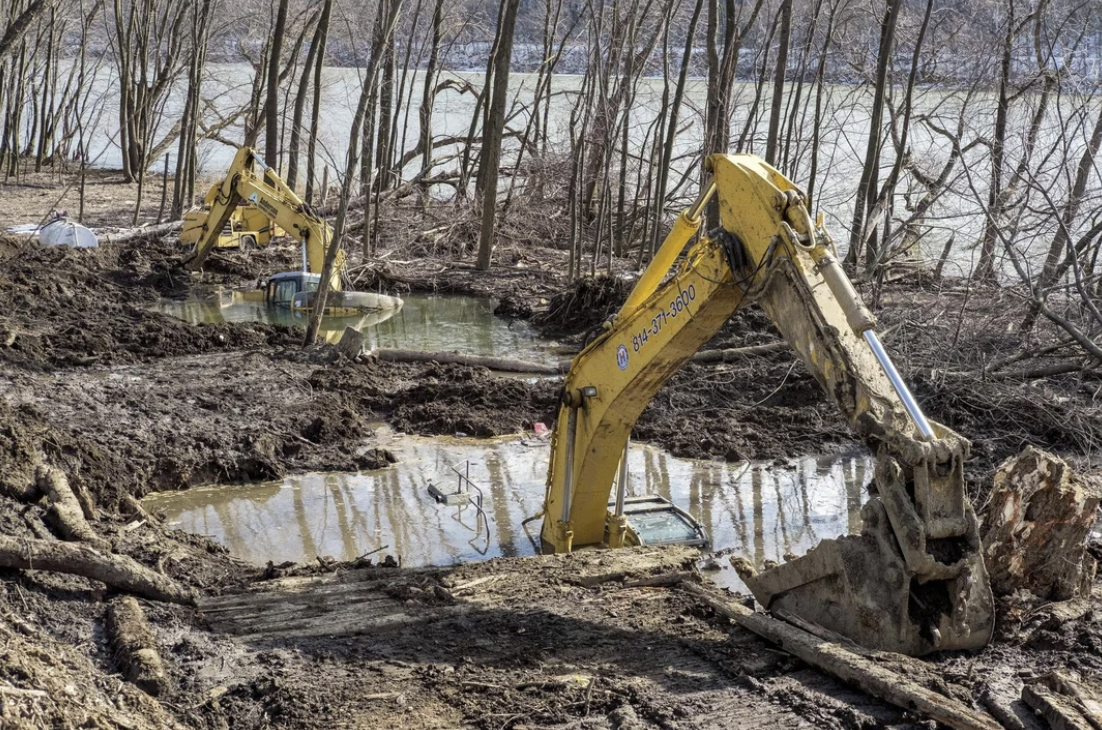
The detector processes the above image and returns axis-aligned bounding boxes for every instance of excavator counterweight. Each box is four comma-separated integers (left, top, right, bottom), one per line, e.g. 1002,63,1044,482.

539,154,994,656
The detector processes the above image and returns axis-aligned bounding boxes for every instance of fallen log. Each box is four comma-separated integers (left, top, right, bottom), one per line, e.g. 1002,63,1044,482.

372,342,793,376
1022,672,1102,730
981,446,1101,600
98,221,182,245
36,464,108,549
106,596,169,696
621,570,694,588
0,535,196,605
372,348,568,375
681,583,1002,730
689,342,788,363
979,683,1036,730
120,493,158,523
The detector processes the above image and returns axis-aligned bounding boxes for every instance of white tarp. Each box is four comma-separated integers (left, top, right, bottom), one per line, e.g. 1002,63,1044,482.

5,219,98,248
38,219,98,248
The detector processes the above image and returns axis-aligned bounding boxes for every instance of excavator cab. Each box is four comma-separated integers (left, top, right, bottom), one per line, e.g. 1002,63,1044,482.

265,272,320,309
610,496,709,548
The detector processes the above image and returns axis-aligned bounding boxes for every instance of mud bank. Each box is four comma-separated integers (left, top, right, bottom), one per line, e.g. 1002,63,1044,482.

0,219,1099,729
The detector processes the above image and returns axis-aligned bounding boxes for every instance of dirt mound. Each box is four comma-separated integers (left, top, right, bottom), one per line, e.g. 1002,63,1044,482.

493,293,532,319
311,361,561,438
0,240,298,371
0,355,399,511
532,274,631,336
635,360,850,462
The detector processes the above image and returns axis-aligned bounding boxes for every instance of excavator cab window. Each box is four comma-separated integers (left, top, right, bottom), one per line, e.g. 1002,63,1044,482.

265,272,323,308
268,278,299,307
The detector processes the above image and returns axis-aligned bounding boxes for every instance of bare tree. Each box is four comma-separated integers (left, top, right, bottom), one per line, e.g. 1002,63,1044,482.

475,0,521,270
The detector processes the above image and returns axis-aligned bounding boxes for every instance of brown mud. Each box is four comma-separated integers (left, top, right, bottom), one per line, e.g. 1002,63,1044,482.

0,189,1099,729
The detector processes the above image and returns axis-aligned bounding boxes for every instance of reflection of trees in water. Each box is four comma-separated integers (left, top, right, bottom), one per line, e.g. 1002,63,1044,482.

772,466,794,558
752,467,765,567
687,463,713,545
323,473,361,560
485,450,516,558
657,451,671,501
716,465,750,554
290,479,322,562
159,437,876,574
640,448,674,501
377,459,419,562
203,481,285,562
845,458,868,535
365,296,540,359
336,477,375,555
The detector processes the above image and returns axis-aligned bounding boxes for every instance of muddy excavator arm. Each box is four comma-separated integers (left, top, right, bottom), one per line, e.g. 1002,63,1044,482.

540,153,994,656
183,146,344,291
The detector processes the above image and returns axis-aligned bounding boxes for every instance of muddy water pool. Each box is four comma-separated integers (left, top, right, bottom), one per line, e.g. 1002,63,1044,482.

150,293,558,360
145,429,873,591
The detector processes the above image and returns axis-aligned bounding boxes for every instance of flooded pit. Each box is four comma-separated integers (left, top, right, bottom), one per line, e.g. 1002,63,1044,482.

150,293,558,360
144,429,873,592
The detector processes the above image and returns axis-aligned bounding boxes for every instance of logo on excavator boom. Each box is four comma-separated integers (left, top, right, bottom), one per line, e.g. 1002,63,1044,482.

616,344,629,371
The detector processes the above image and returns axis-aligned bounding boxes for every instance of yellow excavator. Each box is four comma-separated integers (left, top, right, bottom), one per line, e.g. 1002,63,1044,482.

539,153,994,657
183,146,400,316
180,185,277,251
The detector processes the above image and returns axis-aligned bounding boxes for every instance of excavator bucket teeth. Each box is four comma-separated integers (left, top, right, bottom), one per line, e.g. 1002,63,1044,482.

741,497,995,656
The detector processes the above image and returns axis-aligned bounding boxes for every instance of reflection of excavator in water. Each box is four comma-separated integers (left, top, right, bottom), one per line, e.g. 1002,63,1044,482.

539,153,994,657
183,146,401,316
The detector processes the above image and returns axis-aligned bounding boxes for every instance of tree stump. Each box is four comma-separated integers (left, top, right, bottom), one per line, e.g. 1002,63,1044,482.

337,326,364,359
981,446,1101,600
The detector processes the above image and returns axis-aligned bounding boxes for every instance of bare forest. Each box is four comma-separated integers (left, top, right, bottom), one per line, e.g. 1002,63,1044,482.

2,1,1102,728
2,0,1102,360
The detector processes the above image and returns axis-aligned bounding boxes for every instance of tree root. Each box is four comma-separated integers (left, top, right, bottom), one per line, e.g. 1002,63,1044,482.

106,596,169,696
0,535,196,605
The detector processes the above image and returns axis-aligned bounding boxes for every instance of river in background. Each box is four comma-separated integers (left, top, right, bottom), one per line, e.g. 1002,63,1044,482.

144,429,874,593
73,63,1101,278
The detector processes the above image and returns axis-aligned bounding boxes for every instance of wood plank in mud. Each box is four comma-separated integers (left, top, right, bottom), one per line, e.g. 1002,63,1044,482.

197,546,700,640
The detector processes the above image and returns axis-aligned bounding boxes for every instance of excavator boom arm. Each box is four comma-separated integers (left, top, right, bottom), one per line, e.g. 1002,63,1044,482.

541,154,993,656
184,147,343,290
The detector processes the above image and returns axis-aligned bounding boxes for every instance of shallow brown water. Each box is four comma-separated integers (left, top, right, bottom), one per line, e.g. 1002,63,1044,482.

151,293,556,360
145,428,873,591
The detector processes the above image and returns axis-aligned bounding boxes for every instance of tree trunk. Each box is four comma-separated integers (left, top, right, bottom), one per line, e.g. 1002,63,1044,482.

682,583,1004,730
286,12,322,191
764,0,791,165
0,535,196,604
846,0,902,270
416,0,444,179
305,0,403,345
475,0,521,271
106,596,169,696
265,0,290,170
975,0,1016,283
981,447,1100,601
304,0,332,204
650,0,704,257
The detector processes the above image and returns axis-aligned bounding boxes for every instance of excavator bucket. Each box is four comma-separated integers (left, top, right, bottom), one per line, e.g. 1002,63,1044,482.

739,445,995,656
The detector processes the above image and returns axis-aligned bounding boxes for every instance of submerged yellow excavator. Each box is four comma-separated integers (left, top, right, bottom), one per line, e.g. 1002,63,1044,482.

180,184,279,251
539,153,994,656
183,146,400,316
